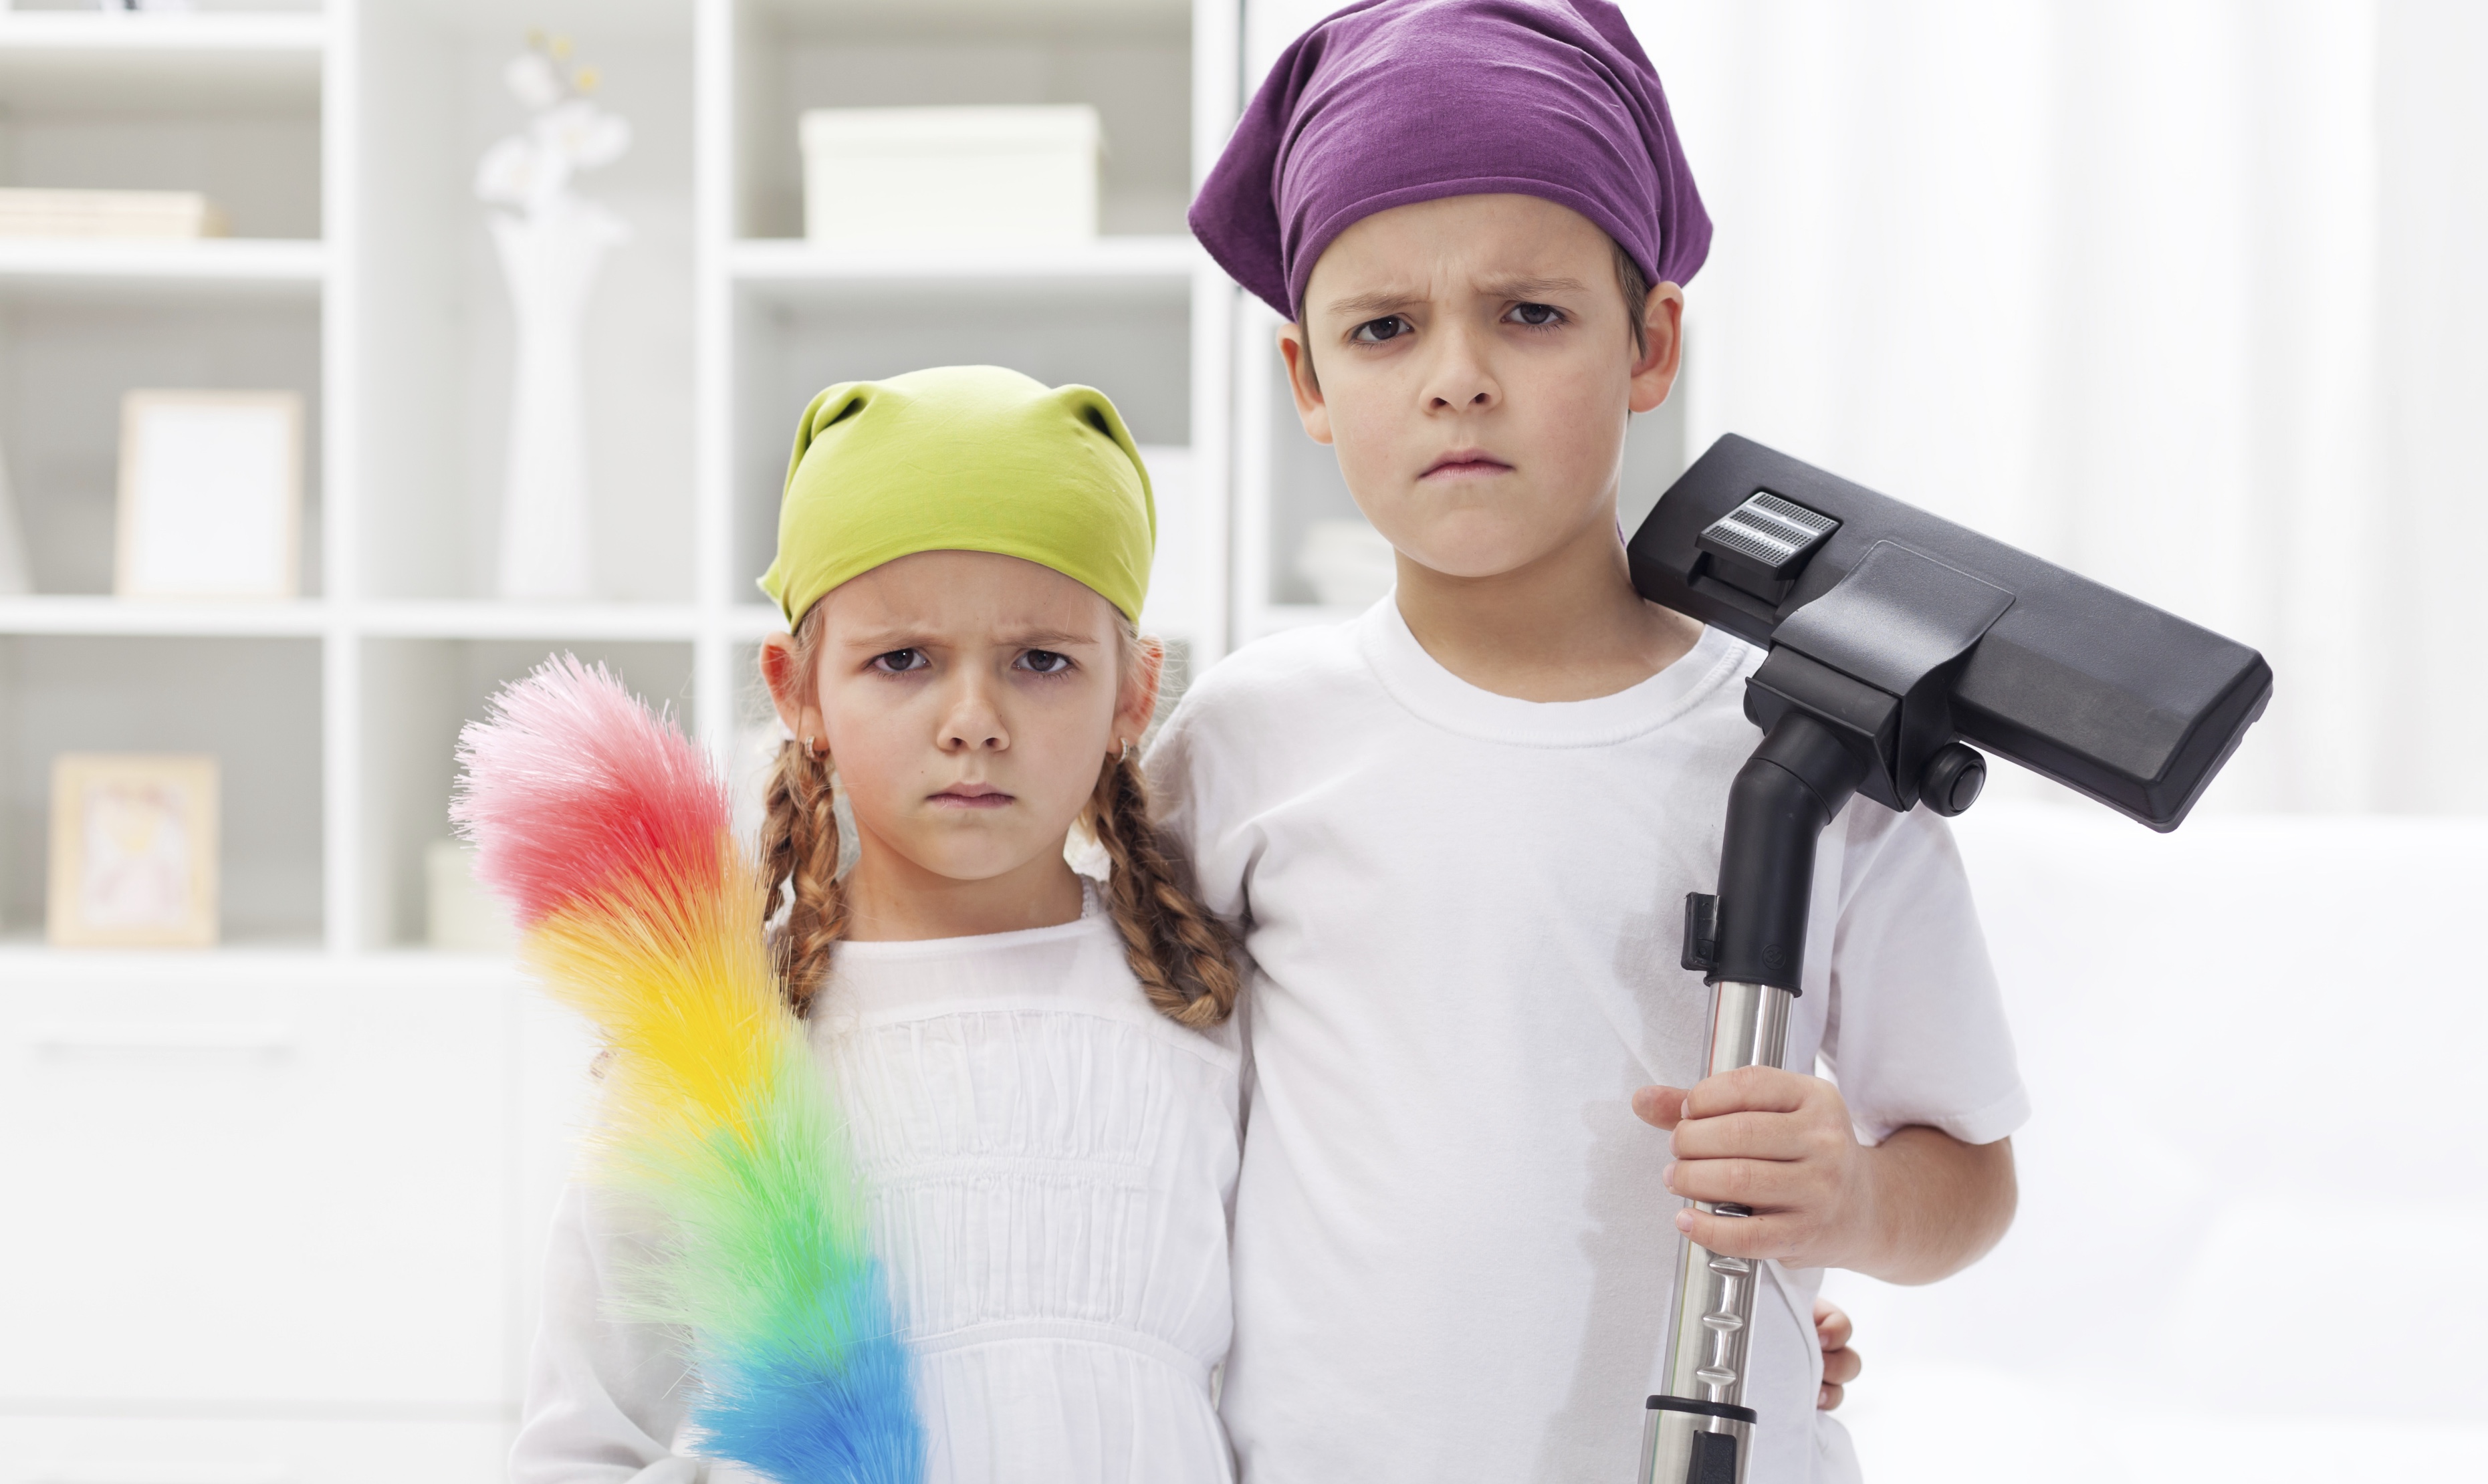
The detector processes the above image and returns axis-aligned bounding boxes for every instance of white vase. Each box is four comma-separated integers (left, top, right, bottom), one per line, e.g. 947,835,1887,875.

490,198,627,601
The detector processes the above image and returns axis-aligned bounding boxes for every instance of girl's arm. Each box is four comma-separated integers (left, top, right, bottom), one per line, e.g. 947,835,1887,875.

510,1183,707,1483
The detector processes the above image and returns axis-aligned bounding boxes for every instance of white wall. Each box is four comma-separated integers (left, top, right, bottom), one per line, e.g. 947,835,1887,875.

1826,806,2488,1478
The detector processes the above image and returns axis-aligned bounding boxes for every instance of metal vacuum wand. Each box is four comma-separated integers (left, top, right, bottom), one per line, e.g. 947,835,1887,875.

1640,713,1862,1484
1638,978,1789,1483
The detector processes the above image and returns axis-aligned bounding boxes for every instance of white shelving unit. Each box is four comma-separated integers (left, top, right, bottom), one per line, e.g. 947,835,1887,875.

0,1,1243,1473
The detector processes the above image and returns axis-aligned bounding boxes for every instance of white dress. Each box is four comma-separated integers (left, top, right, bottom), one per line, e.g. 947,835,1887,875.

510,892,1244,1483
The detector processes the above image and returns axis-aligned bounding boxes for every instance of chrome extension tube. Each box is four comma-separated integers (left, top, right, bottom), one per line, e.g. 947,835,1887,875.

1639,979,1792,1484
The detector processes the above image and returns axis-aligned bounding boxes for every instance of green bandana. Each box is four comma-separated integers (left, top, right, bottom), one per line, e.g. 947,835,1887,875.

757,364,1156,628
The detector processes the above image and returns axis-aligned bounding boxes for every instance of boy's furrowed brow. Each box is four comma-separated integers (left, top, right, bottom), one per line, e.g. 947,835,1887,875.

1480,274,1593,301
1323,275,1594,320
1323,287,1426,320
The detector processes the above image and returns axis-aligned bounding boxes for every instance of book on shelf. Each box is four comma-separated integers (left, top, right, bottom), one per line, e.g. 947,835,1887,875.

0,189,229,241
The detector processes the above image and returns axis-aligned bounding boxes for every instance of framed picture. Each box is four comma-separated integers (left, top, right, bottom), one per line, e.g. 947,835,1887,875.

47,753,219,949
116,390,303,600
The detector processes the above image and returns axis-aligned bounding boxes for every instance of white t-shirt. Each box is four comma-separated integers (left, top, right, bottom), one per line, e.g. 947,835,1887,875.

1147,600,2031,1484
510,891,1244,1484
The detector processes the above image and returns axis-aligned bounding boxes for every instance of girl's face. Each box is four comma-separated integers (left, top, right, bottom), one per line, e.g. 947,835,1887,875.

763,549,1157,902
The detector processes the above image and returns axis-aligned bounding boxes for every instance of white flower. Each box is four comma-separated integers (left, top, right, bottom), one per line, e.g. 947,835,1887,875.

536,100,631,172
505,51,565,112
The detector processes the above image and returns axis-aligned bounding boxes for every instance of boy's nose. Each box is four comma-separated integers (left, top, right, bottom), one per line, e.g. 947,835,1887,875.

1422,326,1500,412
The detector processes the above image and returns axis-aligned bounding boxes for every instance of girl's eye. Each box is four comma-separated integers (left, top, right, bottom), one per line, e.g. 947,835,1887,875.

869,649,929,675
1017,649,1074,676
1508,302,1564,328
1349,315,1411,344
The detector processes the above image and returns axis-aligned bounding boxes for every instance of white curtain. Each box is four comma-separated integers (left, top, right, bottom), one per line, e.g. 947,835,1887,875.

1624,0,2488,814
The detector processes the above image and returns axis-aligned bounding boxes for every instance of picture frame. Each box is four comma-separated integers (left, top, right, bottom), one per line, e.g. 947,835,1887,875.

47,753,219,949
116,389,303,600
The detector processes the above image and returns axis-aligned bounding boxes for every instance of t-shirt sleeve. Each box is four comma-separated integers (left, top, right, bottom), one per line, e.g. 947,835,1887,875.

1819,803,2031,1147
1144,677,1262,1142
1143,684,1252,924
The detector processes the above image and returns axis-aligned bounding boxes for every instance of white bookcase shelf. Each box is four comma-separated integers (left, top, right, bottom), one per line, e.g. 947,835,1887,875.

728,233,1199,300
0,237,326,295
0,11,326,109
0,0,1292,969
0,595,332,636
355,600,711,642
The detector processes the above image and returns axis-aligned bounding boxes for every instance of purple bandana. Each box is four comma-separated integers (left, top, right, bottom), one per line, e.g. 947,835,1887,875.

1190,0,1710,321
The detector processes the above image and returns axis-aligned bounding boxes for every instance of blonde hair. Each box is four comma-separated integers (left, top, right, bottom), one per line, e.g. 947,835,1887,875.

758,604,1240,1026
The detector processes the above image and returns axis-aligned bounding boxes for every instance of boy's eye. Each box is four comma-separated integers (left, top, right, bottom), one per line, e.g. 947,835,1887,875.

1016,649,1075,676
1508,302,1565,327
1349,315,1411,344
869,648,929,675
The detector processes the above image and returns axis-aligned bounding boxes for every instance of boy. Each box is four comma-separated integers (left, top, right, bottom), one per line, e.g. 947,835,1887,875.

1152,2,2023,1479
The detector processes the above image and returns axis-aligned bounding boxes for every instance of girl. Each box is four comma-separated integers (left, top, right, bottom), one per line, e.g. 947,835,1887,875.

507,365,1244,1483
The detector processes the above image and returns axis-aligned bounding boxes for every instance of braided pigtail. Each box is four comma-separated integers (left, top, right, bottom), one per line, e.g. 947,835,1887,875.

1089,747,1242,1027
756,610,846,1016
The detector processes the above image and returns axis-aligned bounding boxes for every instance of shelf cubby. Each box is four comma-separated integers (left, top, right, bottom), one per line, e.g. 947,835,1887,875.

0,292,323,596
354,0,694,604
727,0,1194,243
0,632,324,945
357,634,696,949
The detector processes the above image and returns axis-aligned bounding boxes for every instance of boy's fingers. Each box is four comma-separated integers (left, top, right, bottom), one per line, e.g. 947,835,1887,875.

1672,1203,1790,1259
1818,1382,1844,1411
1683,1064,1812,1120
1813,1298,1853,1351
1668,1110,1813,1162
1631,1085,1692,1130
1663,1155,1799,1209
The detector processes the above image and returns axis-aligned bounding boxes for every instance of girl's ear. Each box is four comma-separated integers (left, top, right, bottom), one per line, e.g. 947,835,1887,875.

1113,633,1165,752
759,632,821,743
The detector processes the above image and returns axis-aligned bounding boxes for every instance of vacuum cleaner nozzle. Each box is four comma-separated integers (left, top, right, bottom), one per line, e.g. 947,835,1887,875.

1627,435,2272,832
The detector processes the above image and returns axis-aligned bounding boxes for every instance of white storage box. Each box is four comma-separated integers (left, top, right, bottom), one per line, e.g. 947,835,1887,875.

800,105,1101,246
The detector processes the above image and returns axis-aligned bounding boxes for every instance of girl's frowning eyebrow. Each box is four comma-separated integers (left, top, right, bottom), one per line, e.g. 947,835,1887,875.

830,624,1101,652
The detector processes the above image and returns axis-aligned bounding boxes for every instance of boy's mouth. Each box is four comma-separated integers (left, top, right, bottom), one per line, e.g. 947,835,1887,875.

1420,449,1512,480
929,783,1014,810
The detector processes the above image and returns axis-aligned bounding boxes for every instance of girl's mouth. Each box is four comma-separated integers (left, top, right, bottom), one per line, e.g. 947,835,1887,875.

929,783,1014,810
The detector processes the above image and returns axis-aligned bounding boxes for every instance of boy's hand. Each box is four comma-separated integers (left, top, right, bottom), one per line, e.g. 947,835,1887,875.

1631,1070,2017,1284
1813,1297,1860,1410
1631,1066,1873,1270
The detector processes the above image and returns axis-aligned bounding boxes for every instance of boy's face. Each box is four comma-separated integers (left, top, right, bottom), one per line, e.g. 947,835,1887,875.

1281,193,1682,582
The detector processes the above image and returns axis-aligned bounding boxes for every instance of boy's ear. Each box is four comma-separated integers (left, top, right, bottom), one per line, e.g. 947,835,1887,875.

1629,282,1686,415
1276,324,1335,446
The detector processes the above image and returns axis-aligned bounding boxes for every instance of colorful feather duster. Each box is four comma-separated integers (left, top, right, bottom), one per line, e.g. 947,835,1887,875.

453,655,922,1483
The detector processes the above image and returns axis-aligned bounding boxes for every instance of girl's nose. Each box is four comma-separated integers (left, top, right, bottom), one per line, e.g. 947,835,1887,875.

937,674,1009,752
